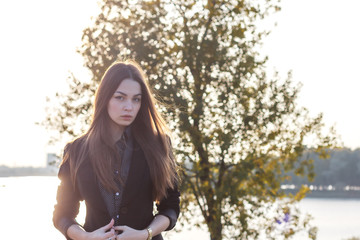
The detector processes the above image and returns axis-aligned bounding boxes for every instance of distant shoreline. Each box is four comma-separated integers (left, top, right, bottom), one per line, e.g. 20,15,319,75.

284,189,360,199
0,166,57,177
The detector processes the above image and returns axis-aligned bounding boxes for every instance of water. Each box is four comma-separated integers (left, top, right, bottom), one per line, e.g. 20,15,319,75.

0,176,359,240
298,198,360,240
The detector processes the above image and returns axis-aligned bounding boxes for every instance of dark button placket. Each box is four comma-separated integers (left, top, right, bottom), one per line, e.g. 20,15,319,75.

98,127,133,226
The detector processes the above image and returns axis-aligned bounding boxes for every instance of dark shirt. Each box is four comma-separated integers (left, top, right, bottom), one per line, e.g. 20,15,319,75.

98,127,133,226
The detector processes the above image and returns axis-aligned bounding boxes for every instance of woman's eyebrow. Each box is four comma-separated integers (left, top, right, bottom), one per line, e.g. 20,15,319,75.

115,91,142,96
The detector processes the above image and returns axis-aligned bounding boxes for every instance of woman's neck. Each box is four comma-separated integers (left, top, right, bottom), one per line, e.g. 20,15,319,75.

109,122,125,142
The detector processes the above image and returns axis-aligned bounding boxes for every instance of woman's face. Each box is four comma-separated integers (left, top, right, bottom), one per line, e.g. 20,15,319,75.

107,78,142,134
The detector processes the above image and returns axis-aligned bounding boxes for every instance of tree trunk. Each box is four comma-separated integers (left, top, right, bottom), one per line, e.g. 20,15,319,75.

207,209,223,240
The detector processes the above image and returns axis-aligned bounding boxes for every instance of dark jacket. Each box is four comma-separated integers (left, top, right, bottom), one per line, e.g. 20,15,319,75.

53,141,180,240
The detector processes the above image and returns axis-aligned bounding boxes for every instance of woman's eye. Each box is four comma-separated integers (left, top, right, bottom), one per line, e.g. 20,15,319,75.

115,96,124,100
134,98,141,102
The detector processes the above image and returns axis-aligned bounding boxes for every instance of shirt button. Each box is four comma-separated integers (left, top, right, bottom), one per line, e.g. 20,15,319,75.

116,192,119,196
116,215,119,219
115,170,119,174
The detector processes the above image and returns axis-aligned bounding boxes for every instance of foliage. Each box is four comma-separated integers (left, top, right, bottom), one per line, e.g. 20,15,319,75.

43,0,338,239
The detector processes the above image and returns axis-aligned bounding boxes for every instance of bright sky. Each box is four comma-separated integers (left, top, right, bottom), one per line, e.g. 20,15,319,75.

262,0,360,150
0,0,359,167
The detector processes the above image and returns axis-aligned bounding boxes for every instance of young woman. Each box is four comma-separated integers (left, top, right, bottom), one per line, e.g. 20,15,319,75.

53,60,180,240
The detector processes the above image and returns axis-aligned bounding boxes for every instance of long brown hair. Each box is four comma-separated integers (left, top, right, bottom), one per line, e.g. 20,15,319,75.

62,60,177,201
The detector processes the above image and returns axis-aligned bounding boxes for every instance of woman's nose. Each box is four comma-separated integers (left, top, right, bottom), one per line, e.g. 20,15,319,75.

124,101,133,111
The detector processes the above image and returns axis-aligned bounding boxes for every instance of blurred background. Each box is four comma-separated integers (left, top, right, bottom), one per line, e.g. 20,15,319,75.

0,0,359,239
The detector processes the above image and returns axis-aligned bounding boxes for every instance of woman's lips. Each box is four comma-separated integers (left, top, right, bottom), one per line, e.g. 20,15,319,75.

121,115,132,120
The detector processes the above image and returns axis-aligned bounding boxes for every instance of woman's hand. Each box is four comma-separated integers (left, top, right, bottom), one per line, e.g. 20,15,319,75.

113,225,148,240
86,219,117,240
67,219,117,240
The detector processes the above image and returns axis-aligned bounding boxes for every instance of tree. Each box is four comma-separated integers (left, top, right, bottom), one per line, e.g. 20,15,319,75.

43,0,338,239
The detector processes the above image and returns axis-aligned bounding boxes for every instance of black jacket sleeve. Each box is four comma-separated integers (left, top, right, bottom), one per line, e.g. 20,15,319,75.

155,136,181,231
53,159,82,239
155,184,180,231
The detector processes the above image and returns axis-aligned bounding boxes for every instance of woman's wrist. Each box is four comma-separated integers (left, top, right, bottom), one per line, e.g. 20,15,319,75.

142,228,149,240
67,224,89,240
79,231,90,240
